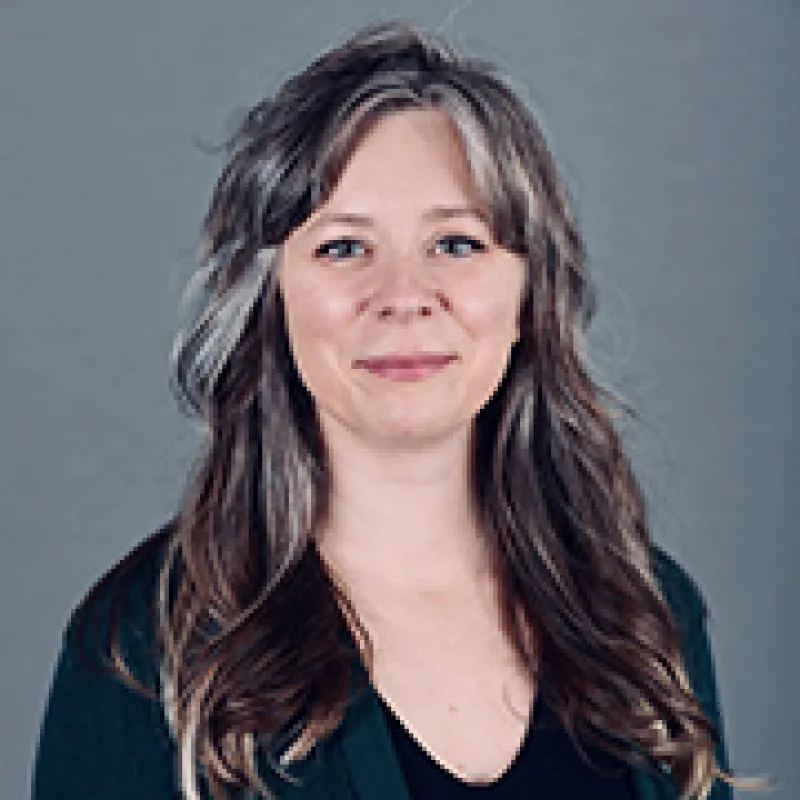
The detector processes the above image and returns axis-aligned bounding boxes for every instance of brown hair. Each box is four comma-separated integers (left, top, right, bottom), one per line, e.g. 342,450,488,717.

73,19,771,800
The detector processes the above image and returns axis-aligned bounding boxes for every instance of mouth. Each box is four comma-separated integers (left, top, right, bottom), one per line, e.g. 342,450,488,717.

355,353,458,370
355,353,458,382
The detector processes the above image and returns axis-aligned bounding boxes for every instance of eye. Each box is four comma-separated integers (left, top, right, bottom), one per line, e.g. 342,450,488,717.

314,237,369,262
434,235,487,258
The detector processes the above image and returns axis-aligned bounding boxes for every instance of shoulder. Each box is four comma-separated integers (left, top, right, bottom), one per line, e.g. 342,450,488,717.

33,517,181,798
649,540,709,625
64,515,177,692
648,540,720,701
648,541,733,786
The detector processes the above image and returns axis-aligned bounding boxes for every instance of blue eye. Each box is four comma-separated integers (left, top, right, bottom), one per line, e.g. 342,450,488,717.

313,234,487,263
435,235,486,257
314,238,367,261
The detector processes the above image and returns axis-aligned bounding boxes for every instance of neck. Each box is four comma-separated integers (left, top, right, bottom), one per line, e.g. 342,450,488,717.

313,417,492,593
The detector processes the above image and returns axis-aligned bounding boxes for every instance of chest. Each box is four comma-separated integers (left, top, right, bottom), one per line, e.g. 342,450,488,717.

348,582,538,785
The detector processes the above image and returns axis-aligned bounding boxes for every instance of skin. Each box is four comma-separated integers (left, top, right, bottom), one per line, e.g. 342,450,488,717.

278,107,525,594
277,108,534,782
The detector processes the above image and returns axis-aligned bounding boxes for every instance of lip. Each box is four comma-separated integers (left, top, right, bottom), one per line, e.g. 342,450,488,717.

356,353,458,382
356,353,458,370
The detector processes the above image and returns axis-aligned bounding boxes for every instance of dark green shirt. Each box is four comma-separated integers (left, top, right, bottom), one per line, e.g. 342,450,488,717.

31,527,733,799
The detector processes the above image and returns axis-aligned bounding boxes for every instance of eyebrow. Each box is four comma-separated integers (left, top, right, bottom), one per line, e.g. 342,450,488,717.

303,205,489,234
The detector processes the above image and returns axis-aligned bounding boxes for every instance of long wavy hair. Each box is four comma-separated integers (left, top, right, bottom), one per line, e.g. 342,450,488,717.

71,19,769,800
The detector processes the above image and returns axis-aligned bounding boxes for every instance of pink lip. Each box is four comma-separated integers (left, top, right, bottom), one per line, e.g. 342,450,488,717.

357,354,457,370
357,354,458,382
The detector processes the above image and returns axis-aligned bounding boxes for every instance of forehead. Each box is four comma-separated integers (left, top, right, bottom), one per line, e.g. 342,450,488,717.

316,107,483,212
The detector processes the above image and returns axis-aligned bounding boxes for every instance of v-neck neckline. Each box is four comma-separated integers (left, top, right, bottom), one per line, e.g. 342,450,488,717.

337,648,675,800
375,680,541,787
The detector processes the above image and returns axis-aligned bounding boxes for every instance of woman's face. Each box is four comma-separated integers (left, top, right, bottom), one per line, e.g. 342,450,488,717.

277,108,525,451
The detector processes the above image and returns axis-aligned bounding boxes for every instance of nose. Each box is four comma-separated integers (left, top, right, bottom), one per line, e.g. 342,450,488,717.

377,298,434,320
364,255,450,321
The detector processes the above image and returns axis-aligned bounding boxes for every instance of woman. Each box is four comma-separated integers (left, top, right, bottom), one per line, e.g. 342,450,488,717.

32,19,766,800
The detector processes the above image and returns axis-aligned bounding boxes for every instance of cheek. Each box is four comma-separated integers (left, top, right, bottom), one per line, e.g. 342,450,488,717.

286,277,350,340
458,273,522,338
281,276,359,395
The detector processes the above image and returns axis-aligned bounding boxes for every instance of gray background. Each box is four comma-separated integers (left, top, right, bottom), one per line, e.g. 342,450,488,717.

2,1,796,797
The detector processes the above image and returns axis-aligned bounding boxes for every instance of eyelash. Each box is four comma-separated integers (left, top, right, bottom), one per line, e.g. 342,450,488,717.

313,235,487,262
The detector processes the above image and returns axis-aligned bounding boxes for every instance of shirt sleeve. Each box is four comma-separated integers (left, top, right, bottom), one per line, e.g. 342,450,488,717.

651,545,735,800
31,607,181,798
689,603,734,800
